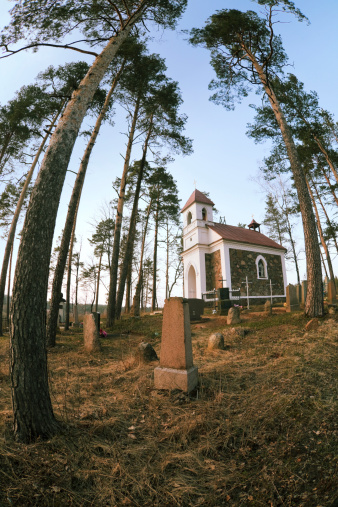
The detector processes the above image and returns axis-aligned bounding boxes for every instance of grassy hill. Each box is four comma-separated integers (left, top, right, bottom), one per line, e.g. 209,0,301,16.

0,310,337,505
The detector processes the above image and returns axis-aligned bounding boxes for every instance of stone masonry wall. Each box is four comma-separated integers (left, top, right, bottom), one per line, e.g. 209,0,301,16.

229,249,284,297
205,250,222,291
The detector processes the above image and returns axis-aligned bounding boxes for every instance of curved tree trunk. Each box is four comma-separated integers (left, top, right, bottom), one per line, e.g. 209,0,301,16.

46,68,122,347
0,108,61,336
115,120,153,319
306,178,335,284
6,243,13,330
247,50,323,317
10,12,143,442
64,220,76,331
131,198,152,316
106,95,141,326
311,175,338,257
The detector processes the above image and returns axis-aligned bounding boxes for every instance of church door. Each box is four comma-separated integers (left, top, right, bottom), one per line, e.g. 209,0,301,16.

188,265,197,298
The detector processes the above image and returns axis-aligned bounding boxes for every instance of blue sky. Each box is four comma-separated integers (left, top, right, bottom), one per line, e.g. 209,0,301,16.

1,0,338,303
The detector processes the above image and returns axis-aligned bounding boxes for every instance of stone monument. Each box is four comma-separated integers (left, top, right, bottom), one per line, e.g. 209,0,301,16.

83,313,101,352
227,306,241,325
154,298,198,393
301,281,307,308
286,284,300,312
327,280,336,304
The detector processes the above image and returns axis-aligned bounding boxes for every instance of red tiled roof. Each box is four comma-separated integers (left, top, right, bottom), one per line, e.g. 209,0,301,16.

209,223,286,251
181,189,215,213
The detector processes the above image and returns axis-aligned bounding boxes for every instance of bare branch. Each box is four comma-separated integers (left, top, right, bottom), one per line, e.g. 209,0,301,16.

1,42,98,59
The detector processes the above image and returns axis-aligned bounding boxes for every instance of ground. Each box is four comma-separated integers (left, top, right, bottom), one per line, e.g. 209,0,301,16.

0,308,337,506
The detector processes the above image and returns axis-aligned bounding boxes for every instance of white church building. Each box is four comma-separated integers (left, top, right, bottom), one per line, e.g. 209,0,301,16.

181,189,287,303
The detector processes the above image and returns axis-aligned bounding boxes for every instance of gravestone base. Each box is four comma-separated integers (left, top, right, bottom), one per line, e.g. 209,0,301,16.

286,304,300,313
154,366,198,393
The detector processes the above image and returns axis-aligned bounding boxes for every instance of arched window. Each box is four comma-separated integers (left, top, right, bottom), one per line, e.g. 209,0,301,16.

202,207,207,221
187,211,192,225
256,255,268,279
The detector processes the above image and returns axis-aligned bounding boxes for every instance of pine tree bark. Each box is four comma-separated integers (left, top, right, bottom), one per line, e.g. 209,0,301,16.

115,119,153,319
245,47,323,317
95,250,103,313
151,193,159,311
306,178,335,283
107,95,141,326
10,10,144,442
0,107,61,336
64,220,76,331
46,69,122,347
131,199,152,316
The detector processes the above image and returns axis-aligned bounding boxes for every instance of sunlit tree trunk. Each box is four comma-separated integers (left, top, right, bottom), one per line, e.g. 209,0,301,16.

247,49,323,317
47,69,122,346
151,193,159,311
115,119,153,319
10,15,142,442
0,107,61,335
107,95,141,326
306,178,335,284
131,199,152,316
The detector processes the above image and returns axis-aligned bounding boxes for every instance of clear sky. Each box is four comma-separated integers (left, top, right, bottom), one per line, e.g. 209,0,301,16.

1,0,338,305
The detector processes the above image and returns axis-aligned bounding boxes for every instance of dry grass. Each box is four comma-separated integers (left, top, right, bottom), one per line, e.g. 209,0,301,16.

0,310,337,506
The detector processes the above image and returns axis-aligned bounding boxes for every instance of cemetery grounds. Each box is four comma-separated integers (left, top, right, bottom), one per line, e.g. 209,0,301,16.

0,307,337,506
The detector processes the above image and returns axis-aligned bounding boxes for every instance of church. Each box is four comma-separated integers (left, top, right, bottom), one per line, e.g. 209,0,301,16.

181,189,287,304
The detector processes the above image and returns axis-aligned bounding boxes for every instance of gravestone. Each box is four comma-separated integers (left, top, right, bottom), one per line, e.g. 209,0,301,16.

73,304,79,327
265,300,272,315
154,298,198,393
187,298,205,321
227,306,241,325
138,342,158,362
301,281,307,307
208,333,224,350
327,280,336,304
295,284,302,304
217,288,232,315
83,313,101,352
286,284,300,312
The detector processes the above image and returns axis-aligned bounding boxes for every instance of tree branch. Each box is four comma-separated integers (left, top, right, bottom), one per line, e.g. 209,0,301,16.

1,42,98,59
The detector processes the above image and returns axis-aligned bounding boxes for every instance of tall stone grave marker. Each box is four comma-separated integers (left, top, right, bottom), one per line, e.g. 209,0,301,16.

301,281,307,307
83,313,101,352
154,298,198,393
327,280,336,304
286,284,300,312
73,304,79,327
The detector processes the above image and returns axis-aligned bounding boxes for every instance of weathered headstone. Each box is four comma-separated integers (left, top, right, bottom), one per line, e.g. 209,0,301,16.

301,281,307,308
227,306,241,325
138,342,158,362
154,298,198,393
327,280,336,304
83,313,101,352
264,300,272,315
208,333,224,350
295,284,302,304
217,288,232,315
286,284,300,312
187,298,205,321
73,304,79,327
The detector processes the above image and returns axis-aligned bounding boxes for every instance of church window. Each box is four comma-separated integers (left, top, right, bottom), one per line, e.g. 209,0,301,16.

202,207,207,221
187,211,192,225
256,255,268,279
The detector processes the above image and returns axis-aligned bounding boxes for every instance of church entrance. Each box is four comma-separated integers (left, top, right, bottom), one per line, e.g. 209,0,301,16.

188,265,197,298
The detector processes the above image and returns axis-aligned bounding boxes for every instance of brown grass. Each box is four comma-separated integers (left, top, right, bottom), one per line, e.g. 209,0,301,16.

0,311,337,506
